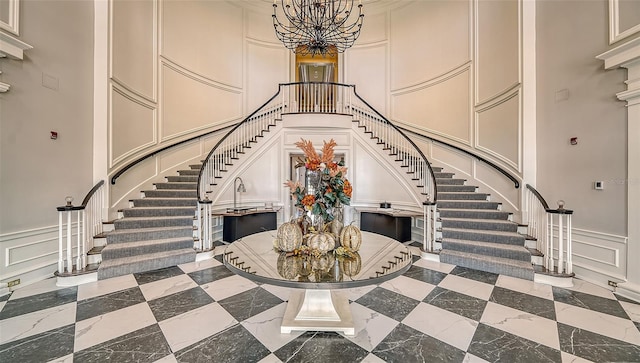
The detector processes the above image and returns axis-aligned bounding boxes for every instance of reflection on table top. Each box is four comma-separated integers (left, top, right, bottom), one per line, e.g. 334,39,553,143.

223,231,413,289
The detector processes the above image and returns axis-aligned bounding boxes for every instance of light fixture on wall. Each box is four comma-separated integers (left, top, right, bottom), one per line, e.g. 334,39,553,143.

272,0,364,57
234,177,246,210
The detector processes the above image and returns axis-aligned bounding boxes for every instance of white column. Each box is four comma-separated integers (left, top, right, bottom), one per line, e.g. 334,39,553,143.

597,38,640,300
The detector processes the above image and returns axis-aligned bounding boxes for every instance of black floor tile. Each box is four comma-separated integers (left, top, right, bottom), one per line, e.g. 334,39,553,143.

0,293,11,302
424,286,487,321
217,287,283,322
0,287,77,320
147,287,214,322
449,266,499,285
188,265,235,285
402,265,447,285
0,323,75,362
490,286,556,320
73,323,171,363
76,286,146,321
553,287,630,319
356,287,420,322
134,266,185,285
372,323,467,363
468,323,562,362
615,294,640,305
175,324,270,363
558,322,640,362
275,331,369,363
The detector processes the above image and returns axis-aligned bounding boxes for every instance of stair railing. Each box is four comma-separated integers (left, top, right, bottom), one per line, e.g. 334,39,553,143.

56,180,105,275
525,184,574,275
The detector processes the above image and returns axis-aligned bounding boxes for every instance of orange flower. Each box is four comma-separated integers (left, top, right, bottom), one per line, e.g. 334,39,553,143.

343,180,352,197
301,195,316,208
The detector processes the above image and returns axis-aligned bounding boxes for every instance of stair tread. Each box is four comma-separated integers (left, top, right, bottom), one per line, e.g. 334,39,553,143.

440,217,516,225
103,237,194,250
438,208,510,214
442,238,529,252
99,248,195,267
440,249,534,269
442,227,524,238
108,226,193,235
120,206,196,211
131,197,196,201
116,216,194,222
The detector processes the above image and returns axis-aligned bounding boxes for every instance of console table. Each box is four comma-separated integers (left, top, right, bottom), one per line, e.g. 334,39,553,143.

359,209,420,242
218,210,277,242
223,231,412,335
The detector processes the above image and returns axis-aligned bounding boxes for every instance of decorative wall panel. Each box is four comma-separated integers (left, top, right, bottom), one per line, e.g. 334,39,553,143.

246,8,279,43
246,42,289,112
356,11,387,44
476,92,520,169
391,68,471,144
160,63,242,141
111,0,155,100
390,0,470,90
161,0,243,88
346,44,387,113
476,0,519,103
110,86,156,166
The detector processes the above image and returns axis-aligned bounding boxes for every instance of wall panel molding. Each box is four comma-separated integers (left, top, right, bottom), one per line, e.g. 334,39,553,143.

0,225,59,281
0,0,19,35
160,57,243,94
564,227,627,282
609,0,640,44
391,61,471,95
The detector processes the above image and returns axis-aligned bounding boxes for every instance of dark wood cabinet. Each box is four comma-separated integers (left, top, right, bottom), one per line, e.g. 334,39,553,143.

223,211,277,242
360,211,412,242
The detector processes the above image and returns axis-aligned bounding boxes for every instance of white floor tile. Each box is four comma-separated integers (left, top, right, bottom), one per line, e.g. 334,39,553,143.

413,258,456,274
201,274,258,301
495,275,554,300
47,353,74,363
481,301,560,350
139,274,198,301
0,300,6,312
341,285,377,302
241,302,302,352
258,353,283,363
261,284,297,301
0,302,76,344
74,302,156,352
561,351,595,363
463,352,491,363
555,301,640,345
403,302,478,351
153,353,178,363
568,279,616,300
620,300,640,322
346,302,399,351
438,274,494,301
362,353,387,362
379,275,434,301
159,302,237,352
77,275,138,301
178,258,222,274
10,278,64,300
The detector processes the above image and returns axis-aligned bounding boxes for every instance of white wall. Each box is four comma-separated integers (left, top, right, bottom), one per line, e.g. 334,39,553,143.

0,0,94,285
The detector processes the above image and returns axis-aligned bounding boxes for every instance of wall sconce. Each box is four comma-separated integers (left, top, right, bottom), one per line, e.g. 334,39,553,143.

234,177,246,210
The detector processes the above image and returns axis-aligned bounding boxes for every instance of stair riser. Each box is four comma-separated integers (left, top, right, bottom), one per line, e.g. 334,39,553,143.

98,251,196,280
441,241,530,261
107,229,193,244
442,230,525,246
440,220,518,232
438,193,489,201
437,185,477,192
121,208,196,218
131,199,197,207
154,183,197,190
166,176,198,183
438,210,510,220
438,201,501,210
143,190,197,198
114,218,194,229
436,178,466,185
440,253,534,280
102,240,194,259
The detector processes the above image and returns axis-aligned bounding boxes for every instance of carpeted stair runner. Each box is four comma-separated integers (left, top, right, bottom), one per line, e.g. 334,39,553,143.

435,168,534,280
97,165,201,279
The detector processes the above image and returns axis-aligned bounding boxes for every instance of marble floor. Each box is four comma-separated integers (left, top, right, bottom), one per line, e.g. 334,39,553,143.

1,247,640,363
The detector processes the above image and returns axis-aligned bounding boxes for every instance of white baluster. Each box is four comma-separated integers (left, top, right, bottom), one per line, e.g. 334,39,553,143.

58,212,64,273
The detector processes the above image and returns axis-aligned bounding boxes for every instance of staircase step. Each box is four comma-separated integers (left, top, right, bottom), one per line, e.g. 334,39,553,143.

440,217,518,232
131,197,197,207
434,172,455,179
436,178,466,185
143,189,197,198
106,226,193,244
120,206,196,218
438,208,511,220
430,166,443,172
114,216,194,229
437,185,478,192
438,192,489,201
189,164,203,170
178,170,199,176
437,200,501,210
97,248,196,280
154,182,197,190
439,250,534,280
166,175,198,183
102,237,195,259
441,238,531,261
442,228,525,246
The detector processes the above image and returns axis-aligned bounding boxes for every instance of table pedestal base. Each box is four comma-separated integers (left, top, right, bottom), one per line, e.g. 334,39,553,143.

281,289,355,336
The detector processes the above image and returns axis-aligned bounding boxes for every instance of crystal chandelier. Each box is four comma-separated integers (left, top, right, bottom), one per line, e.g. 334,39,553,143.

272,0,364,57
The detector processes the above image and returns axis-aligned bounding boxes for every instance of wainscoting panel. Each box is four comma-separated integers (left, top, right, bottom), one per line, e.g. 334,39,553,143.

110,85,157,167
390,0,470,91
160,0,243,88
475,91,520,170
476,0,519,104
160,62,242,142
565,228,628,287
346,43,387,114
111,0,156,100
246,41,289,112
391,68,471,144
474,161,521,214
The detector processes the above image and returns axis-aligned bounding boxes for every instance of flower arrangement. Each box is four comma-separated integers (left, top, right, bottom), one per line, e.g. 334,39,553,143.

285,138,352,222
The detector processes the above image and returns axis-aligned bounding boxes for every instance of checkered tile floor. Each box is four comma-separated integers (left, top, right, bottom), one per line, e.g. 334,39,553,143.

1,248,640,362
